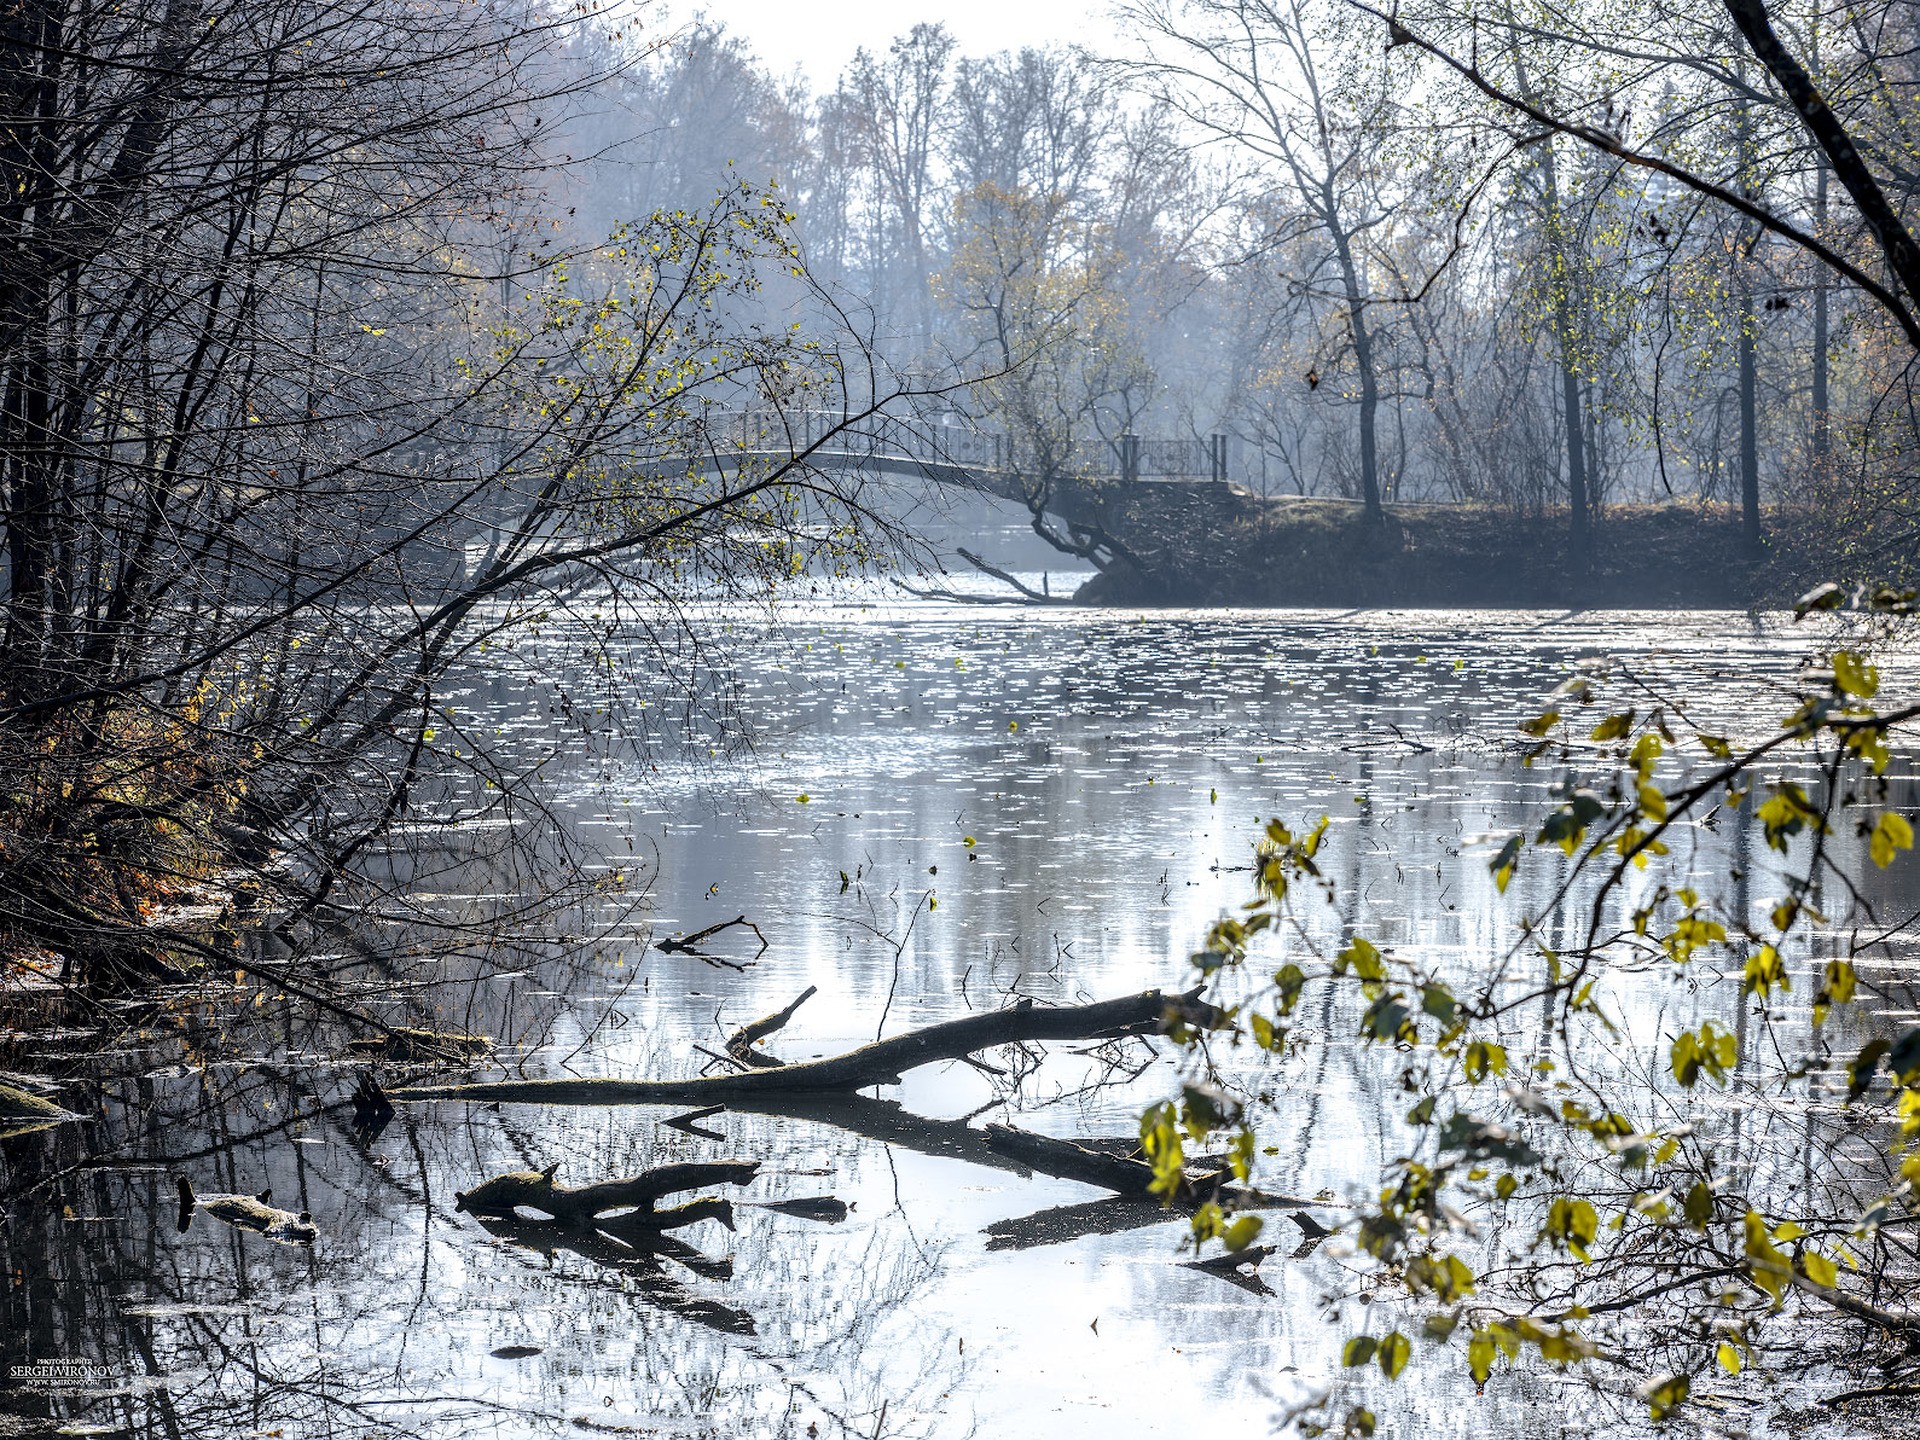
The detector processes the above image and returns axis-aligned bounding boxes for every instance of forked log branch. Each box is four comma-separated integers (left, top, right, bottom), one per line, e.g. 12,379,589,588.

655,915,769,959
395,986,1220,1104
727,985,816,1068
453,1159,760,1226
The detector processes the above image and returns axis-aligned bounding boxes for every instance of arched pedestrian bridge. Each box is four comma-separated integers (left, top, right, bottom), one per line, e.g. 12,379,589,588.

702,408,1246,502
453,409,1251,581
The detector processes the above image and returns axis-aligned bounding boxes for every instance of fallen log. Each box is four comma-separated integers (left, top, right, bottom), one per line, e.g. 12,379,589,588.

0,1081,78,1138
679,1094,1325,1231
985,1196,1171,1251
726,1094,1043,1179
393,986,1219,1105
351,1073,395,1137
345,1027,491,1063
1182,1244,1278,1296
983,1126,1167,1200
477,1210,735,1282
663,1103,727,1139
1186,1243,1277,1274
982,1124,1313,1211
176,1176,317,1245
746,1195,849,1223
453,1160,759,1226
356,1074,1328,1239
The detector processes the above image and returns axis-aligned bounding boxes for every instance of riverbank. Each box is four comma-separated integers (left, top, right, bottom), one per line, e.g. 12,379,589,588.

1068,489,1855,608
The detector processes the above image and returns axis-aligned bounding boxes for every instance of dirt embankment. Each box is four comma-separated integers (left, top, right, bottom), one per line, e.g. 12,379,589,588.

1064,487,1847,609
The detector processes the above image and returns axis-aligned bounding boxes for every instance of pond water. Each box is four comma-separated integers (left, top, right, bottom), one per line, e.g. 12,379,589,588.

5,593,1919,1440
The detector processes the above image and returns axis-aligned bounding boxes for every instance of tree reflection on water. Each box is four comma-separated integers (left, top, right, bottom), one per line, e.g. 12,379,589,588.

1,1050,980,1440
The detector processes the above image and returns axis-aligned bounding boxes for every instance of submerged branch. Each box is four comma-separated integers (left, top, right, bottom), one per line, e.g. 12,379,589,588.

655,915,769,958
955,547,1071,604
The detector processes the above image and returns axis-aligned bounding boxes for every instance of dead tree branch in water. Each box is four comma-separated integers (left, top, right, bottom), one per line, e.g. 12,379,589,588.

453,1159,760,1227
654,915,770,967
888,549,1071,606
389,989,1337,1252
393,986,1219,1105
888,576,1041,605
981,1124,1277,1207
956,547,1071,604
663,1103,727,1138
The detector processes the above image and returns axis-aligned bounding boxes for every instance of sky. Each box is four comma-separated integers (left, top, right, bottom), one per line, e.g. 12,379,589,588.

647,1,1126,87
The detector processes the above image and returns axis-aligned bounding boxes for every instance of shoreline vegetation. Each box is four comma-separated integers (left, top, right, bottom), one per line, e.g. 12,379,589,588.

1059,487,1881,609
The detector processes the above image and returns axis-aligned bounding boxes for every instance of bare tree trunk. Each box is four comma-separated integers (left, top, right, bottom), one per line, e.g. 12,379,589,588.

1812,167,1831,471
1723,0,1920,323
1735,80,1762,553
1554,307,1591,559
1739,296,1761,551
1512,39,1590,566
1331,222,1384,523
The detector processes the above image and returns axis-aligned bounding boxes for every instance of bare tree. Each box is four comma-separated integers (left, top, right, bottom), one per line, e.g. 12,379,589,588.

0,2,911,993
844,23,957,353
1123,0,1408,523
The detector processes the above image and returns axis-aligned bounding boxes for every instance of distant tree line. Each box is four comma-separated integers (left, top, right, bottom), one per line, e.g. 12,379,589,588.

559,0,1920,555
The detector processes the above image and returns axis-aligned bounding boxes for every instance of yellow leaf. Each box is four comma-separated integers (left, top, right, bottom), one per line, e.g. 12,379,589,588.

1802,1249,1838,1287
1377,1331,1411,1380
1833,650,1879,699
1871,811,1913,868
1589,712,1633,742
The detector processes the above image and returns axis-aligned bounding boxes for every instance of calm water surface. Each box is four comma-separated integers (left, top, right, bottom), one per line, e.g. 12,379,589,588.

4,601,1916,1440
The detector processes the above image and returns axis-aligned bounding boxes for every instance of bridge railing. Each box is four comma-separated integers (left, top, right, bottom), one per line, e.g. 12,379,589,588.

710,408,1002,470
706,409,1233,483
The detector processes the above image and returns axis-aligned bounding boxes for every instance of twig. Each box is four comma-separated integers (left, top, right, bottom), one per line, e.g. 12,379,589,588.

656,915,769,957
